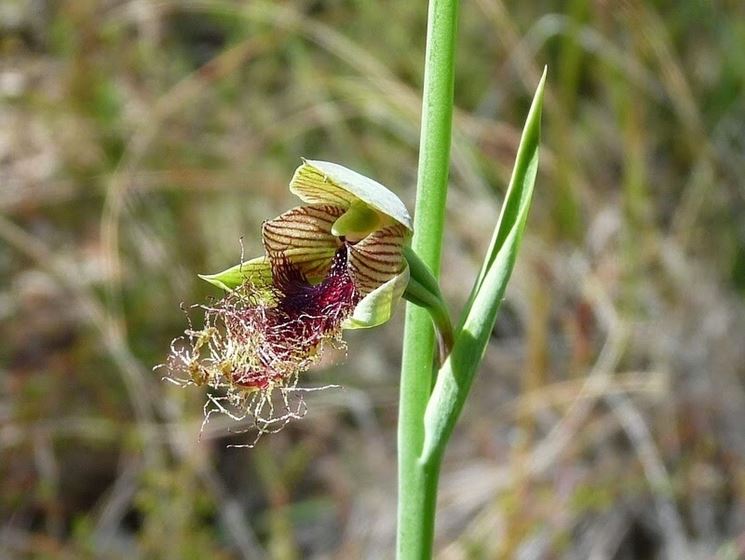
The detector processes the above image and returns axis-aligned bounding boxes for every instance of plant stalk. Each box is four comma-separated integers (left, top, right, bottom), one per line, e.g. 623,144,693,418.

397,0,459,557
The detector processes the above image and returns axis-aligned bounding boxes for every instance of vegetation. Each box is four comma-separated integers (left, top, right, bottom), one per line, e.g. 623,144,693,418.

2,1,745,558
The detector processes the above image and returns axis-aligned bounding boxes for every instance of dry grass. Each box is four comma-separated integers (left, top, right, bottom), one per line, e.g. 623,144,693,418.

2,0,745,558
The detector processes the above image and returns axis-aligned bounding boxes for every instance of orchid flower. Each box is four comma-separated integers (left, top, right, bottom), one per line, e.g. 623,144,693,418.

201,159,414,329
164,160,434,436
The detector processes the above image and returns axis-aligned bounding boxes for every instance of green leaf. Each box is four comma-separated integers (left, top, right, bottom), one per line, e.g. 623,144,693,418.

343,263,410,329
461,69,546,324
420,67,547,464
198,255,272,291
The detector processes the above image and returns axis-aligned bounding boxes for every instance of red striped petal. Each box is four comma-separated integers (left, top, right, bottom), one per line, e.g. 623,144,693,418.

348,223,407,295
262,204,344,280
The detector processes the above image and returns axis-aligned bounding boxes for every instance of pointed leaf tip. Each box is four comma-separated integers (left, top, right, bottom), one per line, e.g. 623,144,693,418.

421,68,546,463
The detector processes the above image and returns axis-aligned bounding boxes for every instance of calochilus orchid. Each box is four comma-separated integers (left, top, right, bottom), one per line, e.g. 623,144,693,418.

164,160,452,438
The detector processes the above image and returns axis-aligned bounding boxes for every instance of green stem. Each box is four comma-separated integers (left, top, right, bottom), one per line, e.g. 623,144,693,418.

403,246,455,365
403,277,454,366
397,0,459,557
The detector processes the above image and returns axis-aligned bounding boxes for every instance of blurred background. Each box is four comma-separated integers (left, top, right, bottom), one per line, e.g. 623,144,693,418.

2,0,745,558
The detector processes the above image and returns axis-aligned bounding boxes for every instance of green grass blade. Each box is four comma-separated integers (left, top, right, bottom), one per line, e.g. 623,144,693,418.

421,68,546,464
460,68,548,325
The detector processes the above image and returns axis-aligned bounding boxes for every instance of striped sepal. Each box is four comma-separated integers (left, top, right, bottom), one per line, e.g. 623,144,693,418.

289,162,358,207
262,204,344,280
290,160,413,231
348,224,407,295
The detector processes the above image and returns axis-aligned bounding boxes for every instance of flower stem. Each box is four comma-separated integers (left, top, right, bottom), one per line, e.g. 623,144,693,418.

402,246,454,365
397,0,459,557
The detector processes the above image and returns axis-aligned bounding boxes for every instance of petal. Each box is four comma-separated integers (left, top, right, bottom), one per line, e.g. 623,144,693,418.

347,223,408,295
330,201,382,239
290,159,413,232
198,255,272,291
262,204,344,281
343,262,409,329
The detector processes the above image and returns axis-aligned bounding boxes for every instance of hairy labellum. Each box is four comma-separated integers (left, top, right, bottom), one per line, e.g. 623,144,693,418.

165,246,359,416
226,246,359,389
